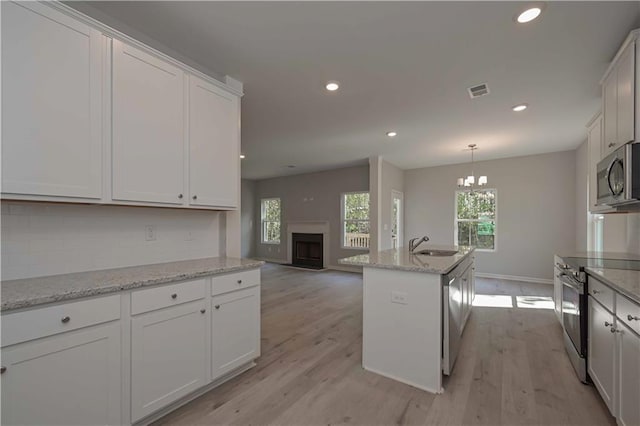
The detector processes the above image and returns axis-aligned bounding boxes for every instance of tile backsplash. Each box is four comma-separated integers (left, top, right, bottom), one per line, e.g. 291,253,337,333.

1,202,223,280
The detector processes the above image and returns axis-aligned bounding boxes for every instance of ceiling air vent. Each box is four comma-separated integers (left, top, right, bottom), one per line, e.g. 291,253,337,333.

468,83,490,99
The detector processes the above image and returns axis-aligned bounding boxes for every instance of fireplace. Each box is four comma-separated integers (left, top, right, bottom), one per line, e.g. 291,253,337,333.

292,233,323,269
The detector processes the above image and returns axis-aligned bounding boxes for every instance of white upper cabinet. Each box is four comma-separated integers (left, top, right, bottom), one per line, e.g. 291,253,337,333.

587,114,613,213
1,1,102,199
601,35,637,157
189,76,240,208
112,40,186,205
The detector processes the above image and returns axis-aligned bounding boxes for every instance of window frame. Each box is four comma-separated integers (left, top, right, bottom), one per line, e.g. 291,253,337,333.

260,197,281,245
453,188,497,252
341,191,370,250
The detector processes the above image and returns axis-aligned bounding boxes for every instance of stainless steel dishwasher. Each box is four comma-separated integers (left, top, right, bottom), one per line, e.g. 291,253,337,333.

442,256,473,375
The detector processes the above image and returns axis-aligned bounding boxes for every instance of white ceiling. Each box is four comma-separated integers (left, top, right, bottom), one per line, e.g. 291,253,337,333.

70,1,640,180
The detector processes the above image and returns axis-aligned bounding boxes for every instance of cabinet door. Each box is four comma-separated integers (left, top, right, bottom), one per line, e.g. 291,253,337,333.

617,323,640,426
112,40,185,205
1,1,102,199
131,300,208,422
189,76,240,208
587,115,611,213
588,297,616,414
616,41,635,146
602,72,618,157
0,322,121,426
211,286,260,380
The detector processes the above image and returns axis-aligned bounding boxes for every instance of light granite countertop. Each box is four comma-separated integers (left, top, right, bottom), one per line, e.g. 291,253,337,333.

557,251,640,261
339,244,474,274
1,257,264,312
586,267,640,305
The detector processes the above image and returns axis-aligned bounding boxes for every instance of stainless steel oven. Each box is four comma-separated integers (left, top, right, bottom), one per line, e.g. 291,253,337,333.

596,142,640,208
558,264,588,383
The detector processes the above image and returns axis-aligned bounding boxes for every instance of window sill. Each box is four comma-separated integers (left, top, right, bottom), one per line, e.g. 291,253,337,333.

261,241,281,245
341,246,370,251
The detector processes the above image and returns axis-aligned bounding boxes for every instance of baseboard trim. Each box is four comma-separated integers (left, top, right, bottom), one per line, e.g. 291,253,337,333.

475,272,553,285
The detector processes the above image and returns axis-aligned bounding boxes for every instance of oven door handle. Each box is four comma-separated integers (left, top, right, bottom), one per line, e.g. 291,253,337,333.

559,273,584,294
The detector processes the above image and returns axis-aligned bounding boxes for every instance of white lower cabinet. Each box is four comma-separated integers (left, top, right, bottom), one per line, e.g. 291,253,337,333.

212,286,260,380
1,321,122,426
588,296,616,413
617,320,640,426
131,299,208,422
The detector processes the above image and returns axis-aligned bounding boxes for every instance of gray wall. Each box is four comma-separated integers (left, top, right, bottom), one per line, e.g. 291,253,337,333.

254,165,369,267
379,160,405,250
575,141,588,252
241,179,256,258
404,151,577,281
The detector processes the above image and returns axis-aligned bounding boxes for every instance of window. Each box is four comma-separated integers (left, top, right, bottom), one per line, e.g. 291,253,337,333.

261,198,281,244
455,189,496,251
341,192,370,249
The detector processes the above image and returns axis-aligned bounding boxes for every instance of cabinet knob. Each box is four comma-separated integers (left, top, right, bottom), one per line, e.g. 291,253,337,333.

178,194,183,199
608,142,615,148
592,290,600,294
1,366,6,374
200,309,206,314
61,316,71,324
192,195,198,200
237,280,242,284
610,327,621,334
215,305,220,310
604,321,612,327
628,314,639,322
171,293,178,299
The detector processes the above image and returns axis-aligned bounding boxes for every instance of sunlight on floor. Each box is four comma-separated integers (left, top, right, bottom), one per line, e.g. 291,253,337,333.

473,294,554,309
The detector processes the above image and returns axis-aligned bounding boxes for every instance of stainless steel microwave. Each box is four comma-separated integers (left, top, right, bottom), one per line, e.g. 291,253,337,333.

596,143,640,207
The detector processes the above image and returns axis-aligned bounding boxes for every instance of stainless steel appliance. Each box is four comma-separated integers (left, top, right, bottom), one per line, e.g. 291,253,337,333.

442,255,473,376
596,142,640,208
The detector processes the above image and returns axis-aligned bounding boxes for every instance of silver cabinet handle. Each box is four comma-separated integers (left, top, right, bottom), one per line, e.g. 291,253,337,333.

608,142,615,148
0,366,6,374
215,305,220,310
237,280,242,284
628,315,639,321
178,194,183,199
171,293,177,299
200,309,206,314
192,195,198,200
604,321,612,327
61,316,71,323
611,327,621,334
592,290,601,294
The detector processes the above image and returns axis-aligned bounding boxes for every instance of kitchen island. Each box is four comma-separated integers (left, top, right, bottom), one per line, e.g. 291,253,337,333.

340,244,475,393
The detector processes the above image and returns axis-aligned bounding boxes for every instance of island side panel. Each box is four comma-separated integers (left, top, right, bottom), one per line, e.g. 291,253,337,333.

362,266,443,393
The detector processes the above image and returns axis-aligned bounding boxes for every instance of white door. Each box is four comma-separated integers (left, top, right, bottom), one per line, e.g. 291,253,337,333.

615,41,635,147
0,322,121,426
391,191,403,249
588,297,616,414
189,76,239,208
1,1,102,199
131,300,208,422
212,286,260,380
112,40,185,205
617,322,640,426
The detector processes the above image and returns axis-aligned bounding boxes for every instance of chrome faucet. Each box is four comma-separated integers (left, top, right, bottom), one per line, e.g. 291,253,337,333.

409,236,430,252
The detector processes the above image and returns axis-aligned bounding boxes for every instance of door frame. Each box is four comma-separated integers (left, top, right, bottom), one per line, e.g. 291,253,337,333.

391,190,404,249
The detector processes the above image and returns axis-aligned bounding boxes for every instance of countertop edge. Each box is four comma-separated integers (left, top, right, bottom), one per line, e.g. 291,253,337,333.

1,261,264,313
585,267,640,305
339,248,473,275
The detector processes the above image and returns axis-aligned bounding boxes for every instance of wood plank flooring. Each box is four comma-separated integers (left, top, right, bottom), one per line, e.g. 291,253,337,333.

154,264,615,426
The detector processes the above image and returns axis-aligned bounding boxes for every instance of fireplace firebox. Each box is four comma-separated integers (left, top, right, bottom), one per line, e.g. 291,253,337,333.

291,233,323,269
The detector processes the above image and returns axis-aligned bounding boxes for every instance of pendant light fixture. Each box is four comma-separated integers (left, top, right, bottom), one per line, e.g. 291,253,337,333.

457,144,488,189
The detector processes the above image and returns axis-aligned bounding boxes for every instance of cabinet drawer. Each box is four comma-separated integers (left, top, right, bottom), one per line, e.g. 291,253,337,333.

617,294,640,335
131,279,206,315
212,269,260,296
589,278,614,312
1,294,120,347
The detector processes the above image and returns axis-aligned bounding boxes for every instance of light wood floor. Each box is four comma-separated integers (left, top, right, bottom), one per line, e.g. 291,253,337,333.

154,263,615,426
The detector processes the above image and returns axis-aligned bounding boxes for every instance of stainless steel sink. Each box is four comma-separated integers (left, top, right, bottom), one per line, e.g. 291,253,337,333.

414,249,458,256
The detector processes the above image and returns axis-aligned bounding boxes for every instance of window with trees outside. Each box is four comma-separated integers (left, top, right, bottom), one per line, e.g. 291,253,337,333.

342,192,370,249
455,189,496,251
261,198,281,244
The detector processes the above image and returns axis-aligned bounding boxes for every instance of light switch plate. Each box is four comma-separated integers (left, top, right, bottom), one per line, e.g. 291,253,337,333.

391,291,408,305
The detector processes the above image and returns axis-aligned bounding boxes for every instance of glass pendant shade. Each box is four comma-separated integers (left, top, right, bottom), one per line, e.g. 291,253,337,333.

456,144,488,189
478,176,488,186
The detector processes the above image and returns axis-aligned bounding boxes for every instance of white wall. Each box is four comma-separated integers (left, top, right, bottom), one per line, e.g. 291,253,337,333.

575,140,589,252
404,151,576,281
602,213,640,254
1,202,222,280
379,160,404,250
241,179,256,258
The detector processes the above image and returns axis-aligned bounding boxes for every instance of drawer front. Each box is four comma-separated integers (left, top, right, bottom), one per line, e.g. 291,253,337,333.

211,269,260,296
131,279,206,315
589,278,614,312
1,294,121,347
617,294,640,335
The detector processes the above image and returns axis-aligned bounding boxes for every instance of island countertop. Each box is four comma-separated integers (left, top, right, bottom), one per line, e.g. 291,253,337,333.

1,257,264,312
586,267,640,305
339,244,474,274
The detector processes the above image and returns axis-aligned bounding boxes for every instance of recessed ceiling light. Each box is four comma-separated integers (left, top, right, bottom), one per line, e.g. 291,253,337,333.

239,154,246,159
512,104,528,112
386,131,398,137
325,81,340,91
516,7,542,23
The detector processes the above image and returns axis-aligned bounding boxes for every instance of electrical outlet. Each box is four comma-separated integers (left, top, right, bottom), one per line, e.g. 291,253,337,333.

145,225,156,241
391,291,408,305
